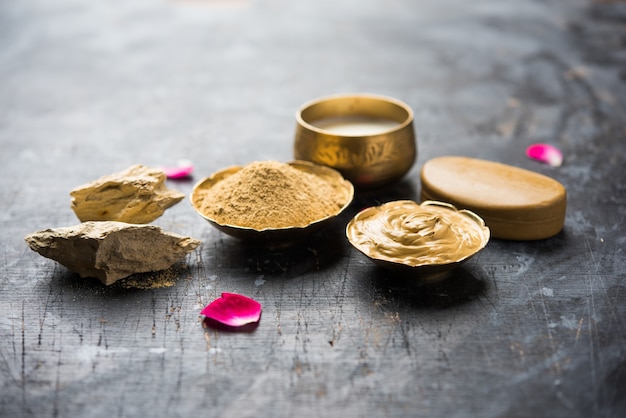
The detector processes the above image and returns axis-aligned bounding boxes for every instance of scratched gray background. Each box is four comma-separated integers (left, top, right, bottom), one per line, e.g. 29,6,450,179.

1,0,625,417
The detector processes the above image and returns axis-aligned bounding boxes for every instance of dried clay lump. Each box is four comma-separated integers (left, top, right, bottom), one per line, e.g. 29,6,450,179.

70,164,184,224
25,222,201,285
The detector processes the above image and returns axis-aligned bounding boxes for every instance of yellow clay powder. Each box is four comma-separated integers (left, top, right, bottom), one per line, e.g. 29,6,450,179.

193,161,347,229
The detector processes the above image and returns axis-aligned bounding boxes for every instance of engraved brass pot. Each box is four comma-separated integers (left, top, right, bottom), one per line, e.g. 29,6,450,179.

294,93,416,189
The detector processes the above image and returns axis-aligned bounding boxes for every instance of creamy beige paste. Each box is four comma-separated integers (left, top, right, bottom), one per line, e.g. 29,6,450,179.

347,201,488,266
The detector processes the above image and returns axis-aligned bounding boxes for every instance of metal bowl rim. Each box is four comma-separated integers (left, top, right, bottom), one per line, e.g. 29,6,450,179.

295,92,415,137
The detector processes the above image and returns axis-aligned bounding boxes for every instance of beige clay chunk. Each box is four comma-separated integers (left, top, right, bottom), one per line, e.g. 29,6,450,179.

25,221,202,285
70,165,185,223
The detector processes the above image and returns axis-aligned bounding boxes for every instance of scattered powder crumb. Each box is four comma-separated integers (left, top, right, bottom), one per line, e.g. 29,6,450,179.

119,266,187,289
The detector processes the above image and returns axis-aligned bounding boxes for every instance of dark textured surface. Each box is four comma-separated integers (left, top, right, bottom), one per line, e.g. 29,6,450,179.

1,0,625,417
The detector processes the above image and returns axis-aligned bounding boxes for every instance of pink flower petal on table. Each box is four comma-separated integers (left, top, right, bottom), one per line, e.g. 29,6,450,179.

161,160,194,179
526,144,563,167
201,292,262,328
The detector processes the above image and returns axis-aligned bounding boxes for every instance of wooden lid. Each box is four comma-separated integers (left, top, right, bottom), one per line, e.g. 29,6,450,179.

420,156,566,240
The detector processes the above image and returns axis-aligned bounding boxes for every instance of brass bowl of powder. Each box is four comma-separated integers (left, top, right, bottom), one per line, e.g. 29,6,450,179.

191,160,354,243
346,200,490,281
294,93,416,189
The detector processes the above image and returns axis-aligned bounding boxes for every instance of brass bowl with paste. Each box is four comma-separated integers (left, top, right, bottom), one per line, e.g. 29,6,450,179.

294,93,416,189
190,160,354,243
346,200,490,280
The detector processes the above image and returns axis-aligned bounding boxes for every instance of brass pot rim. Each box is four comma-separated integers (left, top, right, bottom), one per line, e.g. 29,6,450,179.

296,93,414,137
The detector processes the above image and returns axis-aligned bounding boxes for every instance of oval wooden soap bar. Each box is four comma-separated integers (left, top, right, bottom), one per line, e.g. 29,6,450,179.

420,156,566,240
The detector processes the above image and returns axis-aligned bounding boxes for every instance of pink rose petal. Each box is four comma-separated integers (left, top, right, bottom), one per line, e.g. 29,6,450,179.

201,292,262,328
526,143,563,167
162,159,194,179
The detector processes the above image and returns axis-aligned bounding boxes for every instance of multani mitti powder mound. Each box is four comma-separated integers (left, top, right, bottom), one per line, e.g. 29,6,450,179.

192,160,351,230
420,156,567,240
